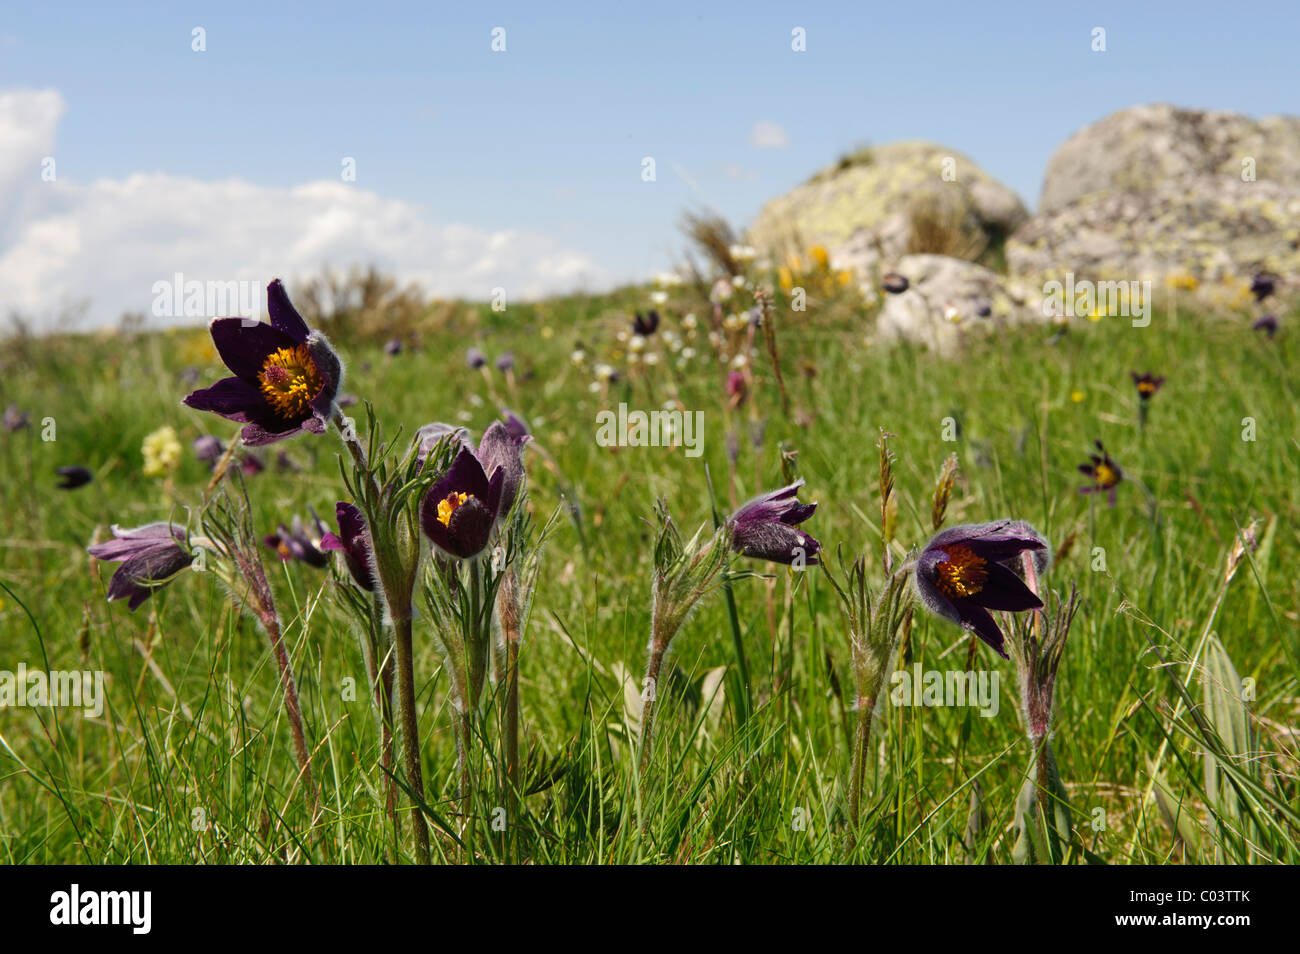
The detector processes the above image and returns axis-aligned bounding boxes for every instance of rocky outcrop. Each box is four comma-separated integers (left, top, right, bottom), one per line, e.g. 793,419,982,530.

748,142,1027,277
1038,103,1300,213
1007,178,1300,293
1011,104,1300,298
874,254,1042,354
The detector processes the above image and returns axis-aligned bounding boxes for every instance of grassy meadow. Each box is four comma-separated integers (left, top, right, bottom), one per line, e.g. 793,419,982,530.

0,270,1296,864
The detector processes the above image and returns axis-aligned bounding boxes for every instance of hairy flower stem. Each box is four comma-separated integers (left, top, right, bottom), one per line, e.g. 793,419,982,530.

637,645,666,779
393,615,432,865
331,405,373,490
230,545,321,841
454,708,473,819
848,690,875,830
501,612,522,812
365,597,400,838
264,603,321,836
330,406,430,863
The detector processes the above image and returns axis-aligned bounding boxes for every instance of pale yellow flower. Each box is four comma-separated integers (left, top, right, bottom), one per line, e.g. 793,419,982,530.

142,426,183,478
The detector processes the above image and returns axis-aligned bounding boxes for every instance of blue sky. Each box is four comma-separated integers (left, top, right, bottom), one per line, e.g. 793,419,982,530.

1,0,1297,326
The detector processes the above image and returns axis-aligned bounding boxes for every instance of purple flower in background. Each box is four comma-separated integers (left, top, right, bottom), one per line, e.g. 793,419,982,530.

633,311,660,336
1250,274,1276,302
466,347,487,369
193,435,225,467
495,351,515,372
384,338,403,356
914,520,1046,658
882,273,910,295
183,280,342,446
726,370,746,407
1253,314,1279,338
264,509,330,568
240,453,266,476
87,523,192,611
321,502,375,590
727,480,821,566
336,391,360,408
3,404,30,432
1078,439,1123,505
419,446,504,560
1130,372,1166,401
974,298,993,318
56,466,93,490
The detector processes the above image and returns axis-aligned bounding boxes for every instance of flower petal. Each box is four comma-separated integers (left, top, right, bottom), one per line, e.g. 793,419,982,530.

478,421,527,517
209,317,294,381
183,376,265,421
956,603,1009,658
267,279,310,342
967,561,1044,612
239,414,323,447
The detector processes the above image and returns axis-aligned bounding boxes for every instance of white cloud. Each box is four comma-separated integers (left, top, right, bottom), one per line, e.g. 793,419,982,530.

0,88,612,331
748,120,789,149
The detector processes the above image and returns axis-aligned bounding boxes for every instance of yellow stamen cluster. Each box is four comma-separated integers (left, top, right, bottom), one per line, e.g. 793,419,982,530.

934,544,988,599
1094,463,1119,488
258,345,323,419
436,492,471,527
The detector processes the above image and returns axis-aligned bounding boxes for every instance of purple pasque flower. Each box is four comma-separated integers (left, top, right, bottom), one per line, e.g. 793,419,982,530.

1077,439,1123,505
495,351,515,372
466,347,487,369
914,520,1047,658
1130,371,1166,401
3,404,29,432
87,522,192,611
264,509,330,568
633,310,660,336
727,480,821,566
183,280,343,446
320,501,375,590
477,420,529,519
56,465,93,490
999,519,1052,580
384,338,403,356
193,434,225,466
1253,314,1279,338
726,369,747,407
419,446,505,560
882,272,909,295
1250,273,1276,302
